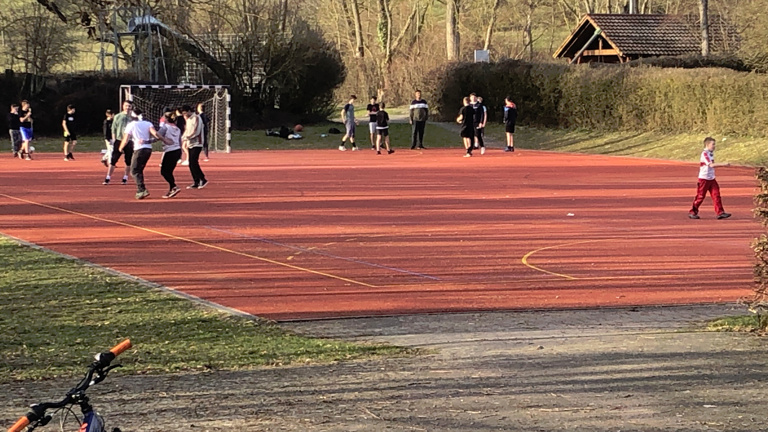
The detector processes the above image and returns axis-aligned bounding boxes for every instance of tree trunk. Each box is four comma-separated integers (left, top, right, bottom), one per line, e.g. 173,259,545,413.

700,0,709,56
349,0,364,58
523,10,533,60
446,0,460,60
483,0,501,51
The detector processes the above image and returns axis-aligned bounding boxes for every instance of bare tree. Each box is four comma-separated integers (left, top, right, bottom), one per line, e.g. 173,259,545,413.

2,2,78,74
700,0,709,56
483,0,503,51
446,0,460,60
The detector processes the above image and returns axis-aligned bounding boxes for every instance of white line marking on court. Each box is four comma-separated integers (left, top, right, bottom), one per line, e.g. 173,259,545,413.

206,226,442,281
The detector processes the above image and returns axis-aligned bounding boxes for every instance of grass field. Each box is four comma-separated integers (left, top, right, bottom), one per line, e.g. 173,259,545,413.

22,121,768,166
0,237,412,382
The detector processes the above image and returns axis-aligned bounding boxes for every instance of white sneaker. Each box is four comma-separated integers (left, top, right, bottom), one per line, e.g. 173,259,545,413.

463,153,472,158
181,160,189,166
352,146,359,151
338,146,347,151
474,143,479,149
203,158,209,162
480,147,486,155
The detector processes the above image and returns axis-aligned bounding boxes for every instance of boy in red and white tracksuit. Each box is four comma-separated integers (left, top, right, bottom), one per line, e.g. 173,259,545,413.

689,137,731,219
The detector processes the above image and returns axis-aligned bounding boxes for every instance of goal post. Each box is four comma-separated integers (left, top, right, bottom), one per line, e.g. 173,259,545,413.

120,84,231,153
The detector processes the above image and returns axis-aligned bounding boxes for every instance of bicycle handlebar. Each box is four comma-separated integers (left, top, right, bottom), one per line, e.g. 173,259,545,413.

6,340,132,432
7,417,29,432
110,339,132,356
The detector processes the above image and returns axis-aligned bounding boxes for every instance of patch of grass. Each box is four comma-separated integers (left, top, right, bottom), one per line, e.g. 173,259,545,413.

232,122,460,151
0,237,412,382
483,125,768,166
706,315,768,332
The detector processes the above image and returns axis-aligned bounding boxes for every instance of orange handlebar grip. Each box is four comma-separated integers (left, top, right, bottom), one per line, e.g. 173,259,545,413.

109,339,132,356
8,416,30,432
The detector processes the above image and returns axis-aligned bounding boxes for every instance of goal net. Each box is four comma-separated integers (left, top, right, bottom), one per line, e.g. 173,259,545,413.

120,85,231,153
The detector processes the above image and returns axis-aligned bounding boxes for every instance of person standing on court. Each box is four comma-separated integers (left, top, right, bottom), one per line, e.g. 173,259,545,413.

181,105,209,189
456,97,475,157
339,95,358,151
8,103,21,158
105,100,134,185
62,104,78,161
119,108,168,199
366,96,380,150
409,90,428,150
503,96,517,152
689,137,731,219
469,93,487,154
18,100,33,160
157,108,183,198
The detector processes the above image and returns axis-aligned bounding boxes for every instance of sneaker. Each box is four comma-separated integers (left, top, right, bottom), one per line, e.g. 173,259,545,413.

410,146,416,150
338,145,347,151
504,147,512,152
388,149,395,154
510,147,515,152
717,212,732,219
25,155,32,160
352,146,359,151
162,187,181,199
464,153,472,158
688,213,700,219
181,160,189,166
474,143,479,149
203,158,209,162
103,178,110,185
135,190,150,200
177,159,182,164
101,159,109,167
198,179,209,189
121,178,128,185
418,146,426,150
64,157,70,161
67,153,75,160
12,151,18,158
186,184,199,189
480,147,486,155
377,150,382,155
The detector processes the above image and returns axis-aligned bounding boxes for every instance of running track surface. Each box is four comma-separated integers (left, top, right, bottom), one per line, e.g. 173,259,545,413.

0,149,760,321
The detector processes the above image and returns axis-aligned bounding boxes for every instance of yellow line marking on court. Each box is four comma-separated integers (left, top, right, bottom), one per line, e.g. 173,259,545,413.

521,239,618,280
0,193,377,288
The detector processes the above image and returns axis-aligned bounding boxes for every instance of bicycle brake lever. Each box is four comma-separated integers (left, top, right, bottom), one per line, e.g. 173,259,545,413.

90,364,121,385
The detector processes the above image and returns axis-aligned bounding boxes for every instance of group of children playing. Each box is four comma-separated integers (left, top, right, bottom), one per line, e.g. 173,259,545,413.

100,100,209,199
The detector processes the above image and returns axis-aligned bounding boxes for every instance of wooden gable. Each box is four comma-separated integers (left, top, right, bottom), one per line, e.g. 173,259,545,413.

554,14,740,64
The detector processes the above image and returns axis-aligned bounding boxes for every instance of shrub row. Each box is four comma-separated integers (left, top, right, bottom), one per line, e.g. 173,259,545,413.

426,59,768,137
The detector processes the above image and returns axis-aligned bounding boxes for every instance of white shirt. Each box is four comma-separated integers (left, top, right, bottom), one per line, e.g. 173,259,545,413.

698,149,716,180
124,120,156,151
158,123,181,152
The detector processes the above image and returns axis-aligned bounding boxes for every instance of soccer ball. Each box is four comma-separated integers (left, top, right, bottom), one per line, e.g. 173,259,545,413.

28,146,35,154
294,124,303,132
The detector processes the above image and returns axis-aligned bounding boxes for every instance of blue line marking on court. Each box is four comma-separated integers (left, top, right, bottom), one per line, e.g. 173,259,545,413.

206,226,442,281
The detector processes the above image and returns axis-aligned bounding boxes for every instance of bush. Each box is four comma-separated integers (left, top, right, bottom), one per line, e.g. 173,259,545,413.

425,59,768,137
1,73,124,136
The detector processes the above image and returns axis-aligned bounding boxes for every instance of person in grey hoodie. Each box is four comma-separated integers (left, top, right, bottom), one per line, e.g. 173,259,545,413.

181,105,208,189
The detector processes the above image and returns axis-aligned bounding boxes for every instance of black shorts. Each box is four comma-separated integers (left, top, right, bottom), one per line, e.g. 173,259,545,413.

110,142,134,166
460,127,474,139
64,134,77,142
505,123,516,133
376,128,389,137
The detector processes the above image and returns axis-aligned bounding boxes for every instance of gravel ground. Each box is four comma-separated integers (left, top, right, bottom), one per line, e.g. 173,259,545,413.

3,304,766,432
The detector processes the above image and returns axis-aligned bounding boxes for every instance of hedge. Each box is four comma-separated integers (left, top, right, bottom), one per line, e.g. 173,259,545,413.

425,59,768,137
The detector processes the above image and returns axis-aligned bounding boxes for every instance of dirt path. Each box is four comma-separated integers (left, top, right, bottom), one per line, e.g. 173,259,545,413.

3,304,766,431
